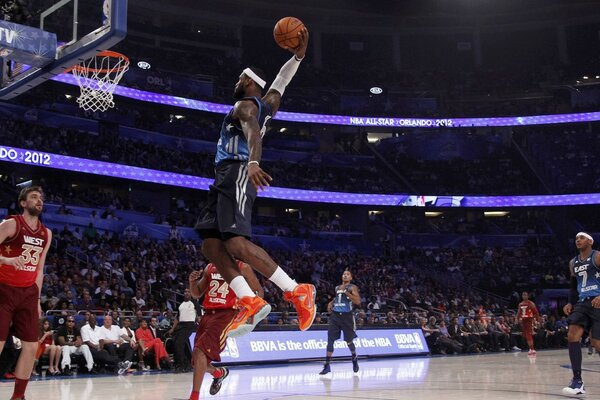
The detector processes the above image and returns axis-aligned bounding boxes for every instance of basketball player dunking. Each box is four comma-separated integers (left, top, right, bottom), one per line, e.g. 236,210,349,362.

517,291,539,356
0,186,52,400
562,232,600,397
187,261,263,400
195,28,316,336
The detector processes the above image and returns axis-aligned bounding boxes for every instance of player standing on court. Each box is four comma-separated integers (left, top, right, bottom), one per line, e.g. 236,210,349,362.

0,186,52,400
195,27,316,336
517,291,540,356
562,232,600,397
319,270,361,378
187,261,263,400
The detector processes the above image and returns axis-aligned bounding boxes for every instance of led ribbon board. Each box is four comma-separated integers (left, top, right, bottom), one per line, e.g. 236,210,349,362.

190,328,430,364
2,145,600,207
51,74,600,128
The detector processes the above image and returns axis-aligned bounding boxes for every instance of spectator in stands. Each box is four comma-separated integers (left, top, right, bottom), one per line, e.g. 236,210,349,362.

367,296,381,311
132,309,145,330
133,290,146,309
99,315,135,368
135,319,172,370
83,222,98,241
159,309,175,329
421,317,441,353
41,288,59,312
80,313,129,374
497,316,521,351
437,321,463,354
57,316,94,374
34,317,61,375
78,292,96,311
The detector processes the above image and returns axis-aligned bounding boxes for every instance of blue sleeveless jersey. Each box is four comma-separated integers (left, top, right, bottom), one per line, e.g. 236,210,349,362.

214,96,273,165
332,284,354,313
573,250,600,300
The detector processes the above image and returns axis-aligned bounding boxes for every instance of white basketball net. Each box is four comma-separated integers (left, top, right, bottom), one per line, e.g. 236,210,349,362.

71,52,129,112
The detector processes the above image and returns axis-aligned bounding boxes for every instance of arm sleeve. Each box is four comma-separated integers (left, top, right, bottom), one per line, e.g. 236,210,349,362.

569,276,579,304
268,55,302,96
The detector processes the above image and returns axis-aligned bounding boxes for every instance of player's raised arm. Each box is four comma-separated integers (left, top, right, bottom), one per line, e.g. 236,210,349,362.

263,28,309,116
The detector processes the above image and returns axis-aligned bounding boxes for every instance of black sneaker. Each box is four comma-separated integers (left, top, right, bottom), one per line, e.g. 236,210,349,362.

62,365,71,376
319,363,332,379
209,367,229,395
352,357,359,373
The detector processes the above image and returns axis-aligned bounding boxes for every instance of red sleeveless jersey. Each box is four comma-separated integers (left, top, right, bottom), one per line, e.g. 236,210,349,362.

518,300,539,319
0,215,48,287
202,262,238,310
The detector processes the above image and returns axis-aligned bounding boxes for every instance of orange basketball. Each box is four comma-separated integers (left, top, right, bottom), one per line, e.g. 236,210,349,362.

273,17,305,49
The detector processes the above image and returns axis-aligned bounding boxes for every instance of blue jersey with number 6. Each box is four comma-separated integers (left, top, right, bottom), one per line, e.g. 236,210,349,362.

214,96,272,165
573,250,600,300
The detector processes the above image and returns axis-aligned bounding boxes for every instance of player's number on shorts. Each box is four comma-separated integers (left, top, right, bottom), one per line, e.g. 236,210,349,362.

20,244,42,265
579,270,588,288
208,280,230,299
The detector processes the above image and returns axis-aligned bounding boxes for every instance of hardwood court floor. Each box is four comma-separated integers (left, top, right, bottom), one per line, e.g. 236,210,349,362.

0,349,596,399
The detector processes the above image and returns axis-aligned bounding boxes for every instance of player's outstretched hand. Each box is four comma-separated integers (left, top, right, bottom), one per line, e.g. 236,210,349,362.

592,296,600,308
291,28,309,60
248,163,273,191
563,303,573,315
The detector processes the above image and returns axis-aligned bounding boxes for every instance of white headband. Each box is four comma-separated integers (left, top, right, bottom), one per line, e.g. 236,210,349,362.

576,232,594,243
242,68,266,89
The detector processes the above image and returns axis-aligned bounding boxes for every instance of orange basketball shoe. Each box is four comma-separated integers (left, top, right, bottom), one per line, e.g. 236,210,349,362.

226,296,272,338
283,283,317,331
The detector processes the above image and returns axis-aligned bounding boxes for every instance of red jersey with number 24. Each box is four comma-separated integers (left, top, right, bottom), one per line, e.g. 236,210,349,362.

0,215,48,287
202,262,238,310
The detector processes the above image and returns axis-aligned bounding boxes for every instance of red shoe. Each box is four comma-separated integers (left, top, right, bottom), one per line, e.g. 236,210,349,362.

3,372,15,379
284,283,317,331
226,296,271,338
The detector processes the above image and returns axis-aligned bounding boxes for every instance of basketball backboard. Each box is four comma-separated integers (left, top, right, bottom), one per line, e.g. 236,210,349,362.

0,0,127,99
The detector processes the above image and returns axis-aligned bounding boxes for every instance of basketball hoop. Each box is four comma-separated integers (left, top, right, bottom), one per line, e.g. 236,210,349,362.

68,50,129,112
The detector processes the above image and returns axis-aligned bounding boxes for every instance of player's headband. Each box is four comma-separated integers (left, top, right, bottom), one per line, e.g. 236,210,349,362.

243,68,266,89
576,232,594,243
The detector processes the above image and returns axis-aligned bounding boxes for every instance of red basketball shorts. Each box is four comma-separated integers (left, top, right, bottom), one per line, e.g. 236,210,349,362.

194,308,237,362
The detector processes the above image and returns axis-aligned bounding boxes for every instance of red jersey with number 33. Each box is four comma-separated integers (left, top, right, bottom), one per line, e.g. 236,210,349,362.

202,262,238,310
0,215,48,287
518,300,539,319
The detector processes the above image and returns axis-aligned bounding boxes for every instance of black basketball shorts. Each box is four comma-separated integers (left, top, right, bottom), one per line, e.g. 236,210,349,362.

328,312,358,343
196,160,256,240
568,298,600,340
